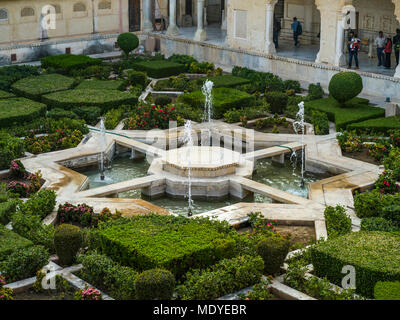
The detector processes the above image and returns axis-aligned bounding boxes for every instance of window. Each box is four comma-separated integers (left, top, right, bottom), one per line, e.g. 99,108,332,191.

51,4,61,14
98,1,111,10
73,2,86,12
21,7,35,17
0,8,8,20
234,10,248,39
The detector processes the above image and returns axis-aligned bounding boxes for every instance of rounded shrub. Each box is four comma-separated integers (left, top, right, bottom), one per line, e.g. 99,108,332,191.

54,224,82,266
154,95,172,106
135,269,175,300
328,72,363,105
256,235,290,275
117,33,139,56
127,70,147,89
265,92,288,114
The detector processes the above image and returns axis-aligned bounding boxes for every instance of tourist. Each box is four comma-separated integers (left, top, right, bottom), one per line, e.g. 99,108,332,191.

348,31,360,70
374,31,386,67
291,17,302,47
273,17,281,49
393,28,400,66
384,35,393,69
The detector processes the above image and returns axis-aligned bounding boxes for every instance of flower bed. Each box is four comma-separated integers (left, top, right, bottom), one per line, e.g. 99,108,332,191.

42,89,137,113
11,74,77,100
75,79,126,91
0,97,46,129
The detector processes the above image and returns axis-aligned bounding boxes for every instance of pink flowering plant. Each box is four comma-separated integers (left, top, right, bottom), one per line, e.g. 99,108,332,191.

375,170,400,194
10,160,27,178
6,181,30,198
0,275,13,301
57,202,96,227
74,286,103,300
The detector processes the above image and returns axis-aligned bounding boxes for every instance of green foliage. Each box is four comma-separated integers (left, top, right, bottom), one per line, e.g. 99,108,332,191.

0,97,46,129
361,217,400,232
104,106,126,130
0,131,25,170
167,54,198,72
312,110,329,135
0,90,15,99
324,205,352,238
178,87,256,119
42,89,137,113
176,255,264,300
11,74,76,100
223,103,270,123
354,189,400,218
76,79,125,91
19,189,57,219
154,95,172,106
348,116,400,135
307,83,324,101
374,281,400,300
232,66,284,93
70,65,112,79
0,200,17,225
41,54,102,74
265,92,288,114
0,245,49,283
135,269,175,300
72,106,102,126
98,215,236,278
47,108,78,120
0,224,33,261
132,60,186,78
126,70,148,89
175,104,203,123
311,231,400,298
117,33,139,56
256,235,290,275
54,224,82,266
284,80,302,93
329,72,363,105
197,75,250,88
0,65,40,91
153,75,198,92
306,97,385,131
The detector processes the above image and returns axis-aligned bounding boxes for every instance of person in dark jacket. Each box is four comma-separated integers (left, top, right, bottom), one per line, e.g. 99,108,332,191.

273,17,281,49
384,35,393,69
393,29,400,66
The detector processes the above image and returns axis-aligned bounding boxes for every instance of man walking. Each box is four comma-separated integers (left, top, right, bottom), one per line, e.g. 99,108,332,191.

348,31,360,70
393,28,400,66
374,31,386,67
291,17,302,47
273,17,281,49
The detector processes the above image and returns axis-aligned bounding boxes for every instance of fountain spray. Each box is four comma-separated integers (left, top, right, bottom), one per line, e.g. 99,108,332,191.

183,120,194,216
99,117,106,181
202,80,214,123
293,102,305,188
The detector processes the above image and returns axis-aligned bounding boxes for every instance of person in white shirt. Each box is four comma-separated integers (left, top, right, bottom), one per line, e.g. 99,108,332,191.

375,31,386,66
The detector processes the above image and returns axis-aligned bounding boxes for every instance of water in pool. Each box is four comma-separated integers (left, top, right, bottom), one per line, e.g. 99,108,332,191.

78,155,324,215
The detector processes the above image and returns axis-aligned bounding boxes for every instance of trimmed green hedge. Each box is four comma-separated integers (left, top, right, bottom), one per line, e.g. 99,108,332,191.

0,97,47,128
329,72,363,105
197,75,250,88
11,74,76,100
348,116,400,135
42,89,137,113
306,97,385,130
0,200,17,225
76,79,126,91
132,60,186,78
41,54,102,73
374,281,400,300
98,215,236,278
311,231,400,298
178,87,256,118
0,224,33,261
0,90,15,99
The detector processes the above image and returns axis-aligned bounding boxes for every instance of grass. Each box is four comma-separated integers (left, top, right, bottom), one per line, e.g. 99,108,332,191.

0,90,15,99
76,79,126,91
11,74,77,100
306,97,385,130
348,116,400,134
0,97,46,128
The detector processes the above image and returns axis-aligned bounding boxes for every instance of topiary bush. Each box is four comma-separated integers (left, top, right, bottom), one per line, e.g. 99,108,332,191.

374,281,400,300
256,235,290,276
312,110,329,135
54,224,82,266
127,70,148,89
135,269,175,300
265,92,288,114
329,72,363,105
117,33,139,56
154,95,172,106
132,60,186,79
307,83,324,101
72,106,102,125
324,205,352,238
41,54,102,74
361,217,399,232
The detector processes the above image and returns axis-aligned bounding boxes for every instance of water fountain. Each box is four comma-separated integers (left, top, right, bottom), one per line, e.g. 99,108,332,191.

182,120,194,216
293,102,305,187
99,117,106,181
202,80,214,123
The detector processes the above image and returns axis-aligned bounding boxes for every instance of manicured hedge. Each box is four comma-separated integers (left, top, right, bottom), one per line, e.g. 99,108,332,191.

98,215,236,278
0,97,46,128
0,131,25,170
11,74,77,100
0,200,17,225
374,281,400,300
306,97,385,130
0,90,15,99
178,87,256,118
41,54,102,73
132,60,186,78
42,89,137,113
0,224,33,261
76,79,126,91
347,116,400,135
197,75,250,88
311,231,400,298
0,65,40,91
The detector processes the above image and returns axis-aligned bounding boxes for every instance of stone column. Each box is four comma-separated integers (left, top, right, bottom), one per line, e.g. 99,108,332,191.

265,0,278,55
304,0,313,44
166,0,179,36
194,0,206,41
143,0,153,32
221,0,227,30
334,14,346,66
393,0,400,78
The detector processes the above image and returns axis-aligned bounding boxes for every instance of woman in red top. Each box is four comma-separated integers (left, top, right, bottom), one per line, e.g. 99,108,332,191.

384,35,393,69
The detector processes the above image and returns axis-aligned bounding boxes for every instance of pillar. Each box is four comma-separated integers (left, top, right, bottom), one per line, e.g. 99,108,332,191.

166,0,179,36
221,0,227,30
265,0,278,55
334,14,346,66
304,0,313,34
393,0,400,78
194,0,206,41
143,0,153,32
